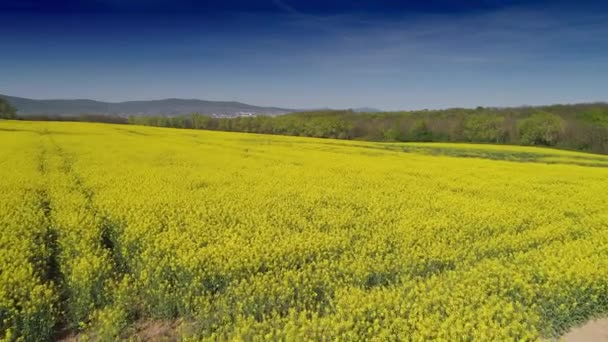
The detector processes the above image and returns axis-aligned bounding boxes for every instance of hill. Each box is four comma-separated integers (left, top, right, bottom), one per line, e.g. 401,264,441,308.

0,94,293,117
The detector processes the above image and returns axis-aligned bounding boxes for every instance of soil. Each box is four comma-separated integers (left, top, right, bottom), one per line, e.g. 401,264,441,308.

562,318,608,342
58,320,184,341
130,320,183,341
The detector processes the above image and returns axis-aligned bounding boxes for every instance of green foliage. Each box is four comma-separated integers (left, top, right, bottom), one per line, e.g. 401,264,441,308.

126,103,608,154
463,114,507,143
409,119,432,141
382,127,401,142
578,107,608,127
518,112,565,146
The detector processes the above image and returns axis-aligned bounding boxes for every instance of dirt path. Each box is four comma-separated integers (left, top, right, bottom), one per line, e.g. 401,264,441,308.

562,319,608,341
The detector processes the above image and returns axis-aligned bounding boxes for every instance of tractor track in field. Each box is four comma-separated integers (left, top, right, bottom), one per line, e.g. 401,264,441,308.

32,135,131,338
47,137,130,276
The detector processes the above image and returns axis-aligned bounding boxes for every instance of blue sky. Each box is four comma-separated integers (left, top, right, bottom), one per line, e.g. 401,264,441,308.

0,0,607,110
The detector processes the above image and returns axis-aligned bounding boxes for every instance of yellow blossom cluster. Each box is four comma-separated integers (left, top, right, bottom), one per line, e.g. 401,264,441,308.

1,120,608,340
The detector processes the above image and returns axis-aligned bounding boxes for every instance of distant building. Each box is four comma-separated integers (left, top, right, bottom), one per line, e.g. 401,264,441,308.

211,112,257,118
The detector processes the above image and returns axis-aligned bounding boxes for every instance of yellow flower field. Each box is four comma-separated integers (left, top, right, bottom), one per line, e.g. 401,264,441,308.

1,120,608,341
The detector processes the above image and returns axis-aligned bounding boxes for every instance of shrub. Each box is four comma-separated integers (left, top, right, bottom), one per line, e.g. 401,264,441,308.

463,114,507,143
382,128,401,141
410,119,432,141
518,112,565,146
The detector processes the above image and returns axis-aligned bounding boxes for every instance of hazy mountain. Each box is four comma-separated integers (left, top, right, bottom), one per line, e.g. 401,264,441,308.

0,94,294,117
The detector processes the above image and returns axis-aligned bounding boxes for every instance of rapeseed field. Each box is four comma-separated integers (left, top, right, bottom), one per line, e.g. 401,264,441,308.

1,120,608,341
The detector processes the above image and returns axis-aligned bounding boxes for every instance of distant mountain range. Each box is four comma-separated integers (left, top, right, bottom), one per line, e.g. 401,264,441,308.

0,94,295,117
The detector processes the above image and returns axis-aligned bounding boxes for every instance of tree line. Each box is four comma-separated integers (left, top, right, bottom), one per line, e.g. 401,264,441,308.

0,97,129,124
128,104,608,154
0,98,17,119
2,96,607,154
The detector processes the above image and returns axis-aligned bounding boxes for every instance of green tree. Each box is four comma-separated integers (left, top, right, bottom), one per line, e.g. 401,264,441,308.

578,107,608,127
410,119,432,141
463,114,507,143
518,112,565,146
0,98,17,119
382,127,401,141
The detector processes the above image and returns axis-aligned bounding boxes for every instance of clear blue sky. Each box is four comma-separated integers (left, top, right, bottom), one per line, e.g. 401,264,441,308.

0,0,607,110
